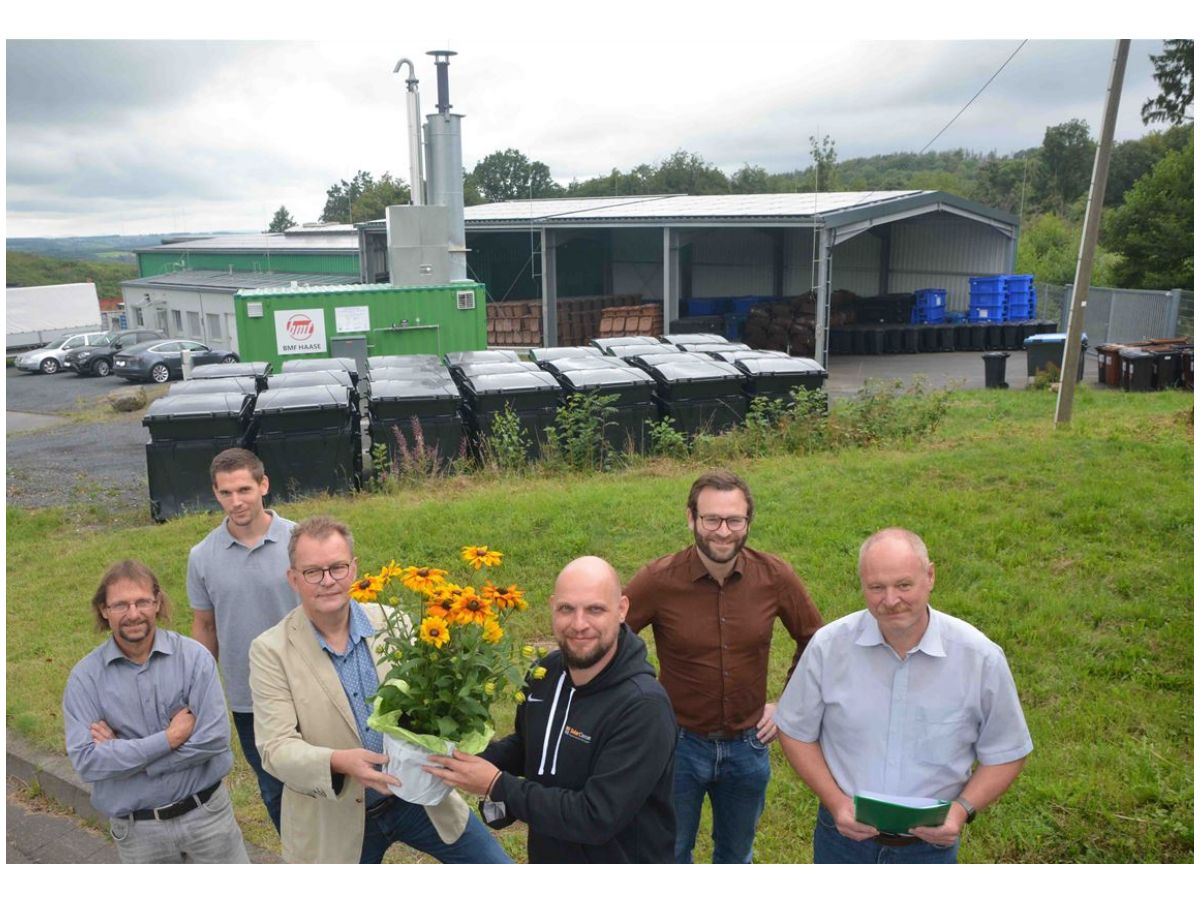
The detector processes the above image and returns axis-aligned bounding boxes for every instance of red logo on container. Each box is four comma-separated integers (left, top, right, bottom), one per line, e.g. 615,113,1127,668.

286,314,316,341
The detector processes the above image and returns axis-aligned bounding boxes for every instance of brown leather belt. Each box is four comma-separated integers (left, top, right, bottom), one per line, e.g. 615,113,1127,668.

130,781,220,821
872,833,922,847
683,727,740,741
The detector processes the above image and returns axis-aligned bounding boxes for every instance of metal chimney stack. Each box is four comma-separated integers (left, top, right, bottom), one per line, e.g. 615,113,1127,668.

423,50,467,281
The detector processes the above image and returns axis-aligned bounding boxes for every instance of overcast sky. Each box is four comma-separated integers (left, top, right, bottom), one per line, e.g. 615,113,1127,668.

5,3,1193,238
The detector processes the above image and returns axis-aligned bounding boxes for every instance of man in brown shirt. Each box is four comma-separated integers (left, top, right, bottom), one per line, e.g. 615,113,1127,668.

625,469,823,863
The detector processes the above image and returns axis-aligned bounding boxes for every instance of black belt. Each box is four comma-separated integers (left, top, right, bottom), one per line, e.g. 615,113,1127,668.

872,833,921,847
683,726,742,741
130,781,221,821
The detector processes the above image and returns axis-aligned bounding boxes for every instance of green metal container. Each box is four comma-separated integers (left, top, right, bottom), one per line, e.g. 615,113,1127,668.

233,283,487,373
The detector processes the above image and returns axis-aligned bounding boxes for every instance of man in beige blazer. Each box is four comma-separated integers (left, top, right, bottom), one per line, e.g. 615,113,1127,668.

248,515,511,864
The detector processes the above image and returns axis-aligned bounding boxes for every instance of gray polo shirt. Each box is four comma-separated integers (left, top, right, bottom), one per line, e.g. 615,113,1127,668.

188,510,297,712
63,629,234,818
776,607,1033,801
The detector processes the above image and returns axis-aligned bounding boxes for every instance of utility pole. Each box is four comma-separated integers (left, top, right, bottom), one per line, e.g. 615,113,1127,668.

1055,39,1129,427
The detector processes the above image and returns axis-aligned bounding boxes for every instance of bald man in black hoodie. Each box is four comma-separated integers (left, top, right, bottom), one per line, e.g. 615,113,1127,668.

427,556,677,863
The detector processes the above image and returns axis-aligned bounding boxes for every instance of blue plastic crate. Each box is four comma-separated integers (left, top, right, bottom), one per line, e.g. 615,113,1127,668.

968,306,1005,322
970,275,1006,292
913,289,947,308
687,297,732,316
945,311,968,324
724,312,748,340
732,296,769,315
1003,274,1035,291
911,306,946,324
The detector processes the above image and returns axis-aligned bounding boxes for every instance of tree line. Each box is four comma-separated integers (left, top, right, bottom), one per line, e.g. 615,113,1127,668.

272,40,1192,291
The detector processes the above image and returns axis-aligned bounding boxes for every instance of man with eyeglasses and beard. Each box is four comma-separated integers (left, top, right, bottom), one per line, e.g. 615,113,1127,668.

63,560,250,863
624,469,824,864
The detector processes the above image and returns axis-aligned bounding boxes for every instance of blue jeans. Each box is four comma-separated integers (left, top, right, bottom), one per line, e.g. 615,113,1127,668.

232,711,283,834
359,796,512,864
673,727,771,864
813,805,959,864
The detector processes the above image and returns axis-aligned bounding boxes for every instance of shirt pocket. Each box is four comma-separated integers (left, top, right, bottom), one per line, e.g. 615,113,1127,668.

914,706,978,766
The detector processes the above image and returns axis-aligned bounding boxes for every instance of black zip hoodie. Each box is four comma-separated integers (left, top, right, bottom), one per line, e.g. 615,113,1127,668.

480,624,677,863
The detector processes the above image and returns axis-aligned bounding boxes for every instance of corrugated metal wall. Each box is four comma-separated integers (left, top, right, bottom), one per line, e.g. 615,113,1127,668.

830,232,881,297
138,252,360,278
887,213,1010,309
687,230,775,296
781,228,819,294
611,229,663,300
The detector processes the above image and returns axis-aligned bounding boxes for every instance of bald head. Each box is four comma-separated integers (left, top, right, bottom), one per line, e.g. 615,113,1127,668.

858,528,931,577
552,556,623,603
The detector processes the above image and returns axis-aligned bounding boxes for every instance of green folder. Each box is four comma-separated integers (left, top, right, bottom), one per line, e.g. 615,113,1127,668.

853,791,951,834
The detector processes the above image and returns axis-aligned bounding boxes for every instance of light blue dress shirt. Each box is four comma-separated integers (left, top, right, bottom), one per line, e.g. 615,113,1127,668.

775,607,1033,801
62,629,234,817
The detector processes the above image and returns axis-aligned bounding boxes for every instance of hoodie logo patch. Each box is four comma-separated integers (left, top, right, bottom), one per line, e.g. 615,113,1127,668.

563,725,592,744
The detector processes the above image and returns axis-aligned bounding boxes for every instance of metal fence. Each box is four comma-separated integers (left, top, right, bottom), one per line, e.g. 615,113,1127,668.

1035,283,1192,345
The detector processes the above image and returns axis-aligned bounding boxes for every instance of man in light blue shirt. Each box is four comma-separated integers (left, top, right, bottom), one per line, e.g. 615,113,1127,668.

776,528,1032,863
189,448,296,832
63,560,249,863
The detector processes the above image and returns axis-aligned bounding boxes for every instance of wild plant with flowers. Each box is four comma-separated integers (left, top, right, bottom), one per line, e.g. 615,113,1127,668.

362,546,528,755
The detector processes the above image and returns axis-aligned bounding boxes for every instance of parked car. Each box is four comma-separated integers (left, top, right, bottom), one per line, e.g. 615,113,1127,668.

113,340,239,383
64,329,167,377
13,331,110,375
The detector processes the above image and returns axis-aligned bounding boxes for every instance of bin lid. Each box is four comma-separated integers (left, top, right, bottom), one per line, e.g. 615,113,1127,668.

462,370,562,396
190,361,270,379
445,350,520,366
608,343,681,359
369,366,453,383
253,384,352,416
1118,348,1154,359
168,376,258,396
645,358,743,384
143,392,251,424
558,367,655,390
631,352,695,369
660,333,728,346
734,357,827,377
369,378,462,402
280,357,357,374
680,342,751,354
1024,333,1089,345
707,349,791,363
527,346,603,362
455,361,541,377
368,354,444,370
266,370,355,391
543,357,633,374
590,336,662,350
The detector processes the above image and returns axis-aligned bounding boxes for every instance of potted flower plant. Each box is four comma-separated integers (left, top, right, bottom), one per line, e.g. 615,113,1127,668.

362,545,530,805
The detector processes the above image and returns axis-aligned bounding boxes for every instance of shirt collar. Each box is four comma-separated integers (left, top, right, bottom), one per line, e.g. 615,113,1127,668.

312,601,376,657
222,509,285,549
685,544,746,583
854,606,946,658
102,628,172,665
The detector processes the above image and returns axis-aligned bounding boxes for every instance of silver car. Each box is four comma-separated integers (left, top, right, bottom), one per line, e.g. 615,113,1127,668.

13,331,110,374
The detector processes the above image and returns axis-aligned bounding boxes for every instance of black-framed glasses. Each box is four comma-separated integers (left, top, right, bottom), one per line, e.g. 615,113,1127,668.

697,515,749,533
106,598,158,615
297,562,353,584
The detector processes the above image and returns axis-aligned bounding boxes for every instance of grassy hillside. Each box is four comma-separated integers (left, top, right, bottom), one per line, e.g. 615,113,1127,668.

6,387,1192,862
6,250,137,299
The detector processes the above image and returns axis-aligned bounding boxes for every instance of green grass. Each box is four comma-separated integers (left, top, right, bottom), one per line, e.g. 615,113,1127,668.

5,388,1192,862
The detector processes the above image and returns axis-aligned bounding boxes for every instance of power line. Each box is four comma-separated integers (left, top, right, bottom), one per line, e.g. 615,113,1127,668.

915,39,1028,156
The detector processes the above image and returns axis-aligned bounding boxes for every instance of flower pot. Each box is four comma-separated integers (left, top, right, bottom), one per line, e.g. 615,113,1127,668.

382,732,456,806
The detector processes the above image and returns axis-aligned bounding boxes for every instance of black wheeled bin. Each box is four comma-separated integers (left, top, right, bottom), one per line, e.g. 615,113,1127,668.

707,349,790,364
591,336,662,352
528,346,604,363
554,366,658,454
660,333,727,347
446,350,520,368
734,356,828,407
369,378,466,468
280,357,359,385
460,370,563,459
1024,333,1087,380
252,385,358,500
609,343,682,361
143,392,255,521
368,354,445,372
190,361,271,392
679,342,749,355
452,361,541,389
540,357,632,377
1150,349,1182,389
168,376,258,398
1119,348,1155,392
643,357,747,439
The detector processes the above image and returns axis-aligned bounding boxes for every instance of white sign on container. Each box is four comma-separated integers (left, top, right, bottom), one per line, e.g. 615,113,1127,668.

275,308,327,355
335,305,370,333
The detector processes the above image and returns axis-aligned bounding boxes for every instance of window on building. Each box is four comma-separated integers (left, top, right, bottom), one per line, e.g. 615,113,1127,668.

206,313,222,340
134,307,145,326
187,311,201,336
172,310,183,333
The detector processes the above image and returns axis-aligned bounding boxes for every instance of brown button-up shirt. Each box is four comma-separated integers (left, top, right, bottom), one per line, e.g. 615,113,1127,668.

625,545,823,735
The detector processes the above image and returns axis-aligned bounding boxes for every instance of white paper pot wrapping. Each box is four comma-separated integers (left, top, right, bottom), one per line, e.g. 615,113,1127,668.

382,732,455,806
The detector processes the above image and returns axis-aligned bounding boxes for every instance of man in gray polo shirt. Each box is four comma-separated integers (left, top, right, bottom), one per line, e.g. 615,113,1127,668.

64,559,249,863
188,448,296,832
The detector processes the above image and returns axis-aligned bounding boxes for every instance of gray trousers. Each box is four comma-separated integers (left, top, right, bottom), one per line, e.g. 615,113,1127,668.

108,782,250,864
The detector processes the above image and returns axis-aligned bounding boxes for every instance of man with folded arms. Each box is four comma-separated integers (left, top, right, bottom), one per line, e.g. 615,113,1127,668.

776,527,1033,863
63,560,249,863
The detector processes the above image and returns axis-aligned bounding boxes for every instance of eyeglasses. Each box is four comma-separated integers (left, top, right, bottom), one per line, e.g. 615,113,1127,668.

697,515,750,533
297,562,353,584
106,598,158,615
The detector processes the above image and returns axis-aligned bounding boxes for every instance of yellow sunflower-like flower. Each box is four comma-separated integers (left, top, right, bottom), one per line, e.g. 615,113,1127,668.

532,666,547,680
485,583,527,611
348,574,384,602
481,619,504,644
451,589,493,627
401,565,448,595
418,616,451,649
461,545,503,570
379,559,405,581
425,591,457,619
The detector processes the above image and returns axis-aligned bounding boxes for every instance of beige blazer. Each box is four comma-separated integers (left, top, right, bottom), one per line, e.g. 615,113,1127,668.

248,603,469,863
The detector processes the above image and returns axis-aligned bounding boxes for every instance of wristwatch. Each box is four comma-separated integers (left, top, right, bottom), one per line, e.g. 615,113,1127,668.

953,795,977,824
